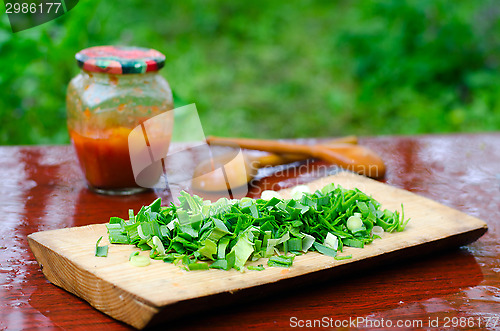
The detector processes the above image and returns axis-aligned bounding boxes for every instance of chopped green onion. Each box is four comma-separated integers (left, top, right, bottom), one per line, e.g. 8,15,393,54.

129,255,150,267
109,217,123,224
210,259,228,270
343,238,364,248
109,232,129,244
103,182,410,271
149,198,161,213
288,238,302,252
187,262,209,270
267,255,295,268
334,255,353,260
313,242,336,257
152,236,165,255
323,232,339,250
95,236,108,257
347,215,364,232
301,233,316,252
247,264,265,271
230,229,255,270
198,239,217,260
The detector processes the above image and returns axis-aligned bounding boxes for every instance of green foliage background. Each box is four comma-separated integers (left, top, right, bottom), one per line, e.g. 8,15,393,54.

1,0,499,145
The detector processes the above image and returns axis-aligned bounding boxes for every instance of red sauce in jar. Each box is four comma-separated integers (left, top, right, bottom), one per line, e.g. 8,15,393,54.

70,128,138,189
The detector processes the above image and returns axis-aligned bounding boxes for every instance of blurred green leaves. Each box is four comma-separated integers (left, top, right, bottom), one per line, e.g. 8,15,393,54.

0,0,499,145
339,0,500,133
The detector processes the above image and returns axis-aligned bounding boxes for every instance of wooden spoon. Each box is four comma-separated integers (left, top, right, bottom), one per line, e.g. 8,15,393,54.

191,151,304,192
192,136,359,192
192,137,356,192
206,136,385,179
191,135,384,192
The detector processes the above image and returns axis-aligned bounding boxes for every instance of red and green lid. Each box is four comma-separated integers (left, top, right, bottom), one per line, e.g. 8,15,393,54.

75,46,165,74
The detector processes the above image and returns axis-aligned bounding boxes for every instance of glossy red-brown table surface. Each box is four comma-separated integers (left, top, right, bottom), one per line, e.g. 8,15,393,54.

1,133,499,330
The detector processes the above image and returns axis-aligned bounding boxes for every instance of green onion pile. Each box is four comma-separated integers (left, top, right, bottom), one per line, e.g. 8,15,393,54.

98,183,410,271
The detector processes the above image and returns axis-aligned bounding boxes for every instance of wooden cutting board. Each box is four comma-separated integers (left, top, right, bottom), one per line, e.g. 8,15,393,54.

27,172,487,329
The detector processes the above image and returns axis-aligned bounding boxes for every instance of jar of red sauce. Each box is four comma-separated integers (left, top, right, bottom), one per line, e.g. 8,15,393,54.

67,46,174,195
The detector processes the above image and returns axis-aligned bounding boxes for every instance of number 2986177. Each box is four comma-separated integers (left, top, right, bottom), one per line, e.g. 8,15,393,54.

5,1,62,14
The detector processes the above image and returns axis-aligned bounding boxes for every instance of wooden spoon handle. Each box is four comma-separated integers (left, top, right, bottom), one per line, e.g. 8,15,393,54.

250,136,359,167
313,144,386,178
209,136,359,168
207,136,385,178
206,135,357,150
206,137,350,157
256,145,385,178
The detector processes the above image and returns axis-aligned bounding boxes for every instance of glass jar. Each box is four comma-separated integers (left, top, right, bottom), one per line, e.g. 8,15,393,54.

67,46,174,195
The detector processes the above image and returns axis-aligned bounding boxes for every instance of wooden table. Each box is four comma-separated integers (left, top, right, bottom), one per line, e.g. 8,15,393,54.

1,133,499,330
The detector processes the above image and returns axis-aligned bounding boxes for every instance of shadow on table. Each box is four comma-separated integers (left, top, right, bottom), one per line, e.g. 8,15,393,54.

148,248,483,330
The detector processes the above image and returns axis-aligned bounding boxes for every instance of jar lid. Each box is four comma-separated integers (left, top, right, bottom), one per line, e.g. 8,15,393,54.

75,46,166,74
